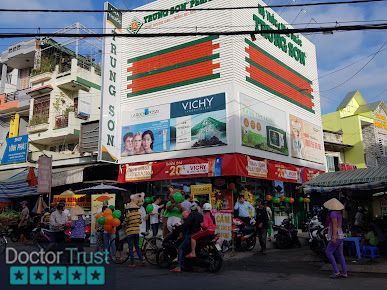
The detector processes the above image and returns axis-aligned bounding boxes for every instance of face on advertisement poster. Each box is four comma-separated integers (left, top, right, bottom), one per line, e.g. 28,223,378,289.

121,120,170,156
240,93,288,156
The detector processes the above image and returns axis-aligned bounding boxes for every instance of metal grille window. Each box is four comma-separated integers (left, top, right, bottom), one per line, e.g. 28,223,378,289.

32,95,50,121
326,155,335,172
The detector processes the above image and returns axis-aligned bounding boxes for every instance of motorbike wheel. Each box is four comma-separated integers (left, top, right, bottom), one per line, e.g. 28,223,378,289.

156,249,172,269
246,236,257,251
109,237,129,264
207,248,223,273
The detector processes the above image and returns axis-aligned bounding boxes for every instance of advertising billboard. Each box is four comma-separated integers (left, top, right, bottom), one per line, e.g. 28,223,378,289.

289,114,324,164
240,93,288,156
120,93,227,160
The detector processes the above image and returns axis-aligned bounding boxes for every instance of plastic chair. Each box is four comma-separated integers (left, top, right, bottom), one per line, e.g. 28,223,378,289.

362,245,380,259
344,237,362,259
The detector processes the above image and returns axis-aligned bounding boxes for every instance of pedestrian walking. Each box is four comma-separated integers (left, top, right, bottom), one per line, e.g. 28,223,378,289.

18,201,30,243
70,205,86,252
125,203,145,267
256,200,269,254
324,198,348,279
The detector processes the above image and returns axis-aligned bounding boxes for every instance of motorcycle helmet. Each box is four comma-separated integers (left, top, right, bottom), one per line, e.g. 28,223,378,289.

202,203,212,211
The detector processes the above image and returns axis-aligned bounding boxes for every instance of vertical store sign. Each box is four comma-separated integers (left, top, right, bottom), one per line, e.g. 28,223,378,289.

99,2,122,163
38,155,52,193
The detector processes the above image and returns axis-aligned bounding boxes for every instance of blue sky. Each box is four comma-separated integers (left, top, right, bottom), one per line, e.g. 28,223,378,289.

0,0,386,114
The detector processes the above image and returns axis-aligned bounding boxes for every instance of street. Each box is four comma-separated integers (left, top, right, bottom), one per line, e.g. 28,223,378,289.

109,247,387,290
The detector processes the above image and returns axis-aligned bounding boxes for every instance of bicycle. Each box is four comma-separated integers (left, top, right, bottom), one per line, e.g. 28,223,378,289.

108,232,162,265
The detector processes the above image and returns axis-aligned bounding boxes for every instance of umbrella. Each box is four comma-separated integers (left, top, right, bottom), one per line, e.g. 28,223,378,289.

60,189,76,196
75,184,127,194
71,205,85,217
32,195,48,214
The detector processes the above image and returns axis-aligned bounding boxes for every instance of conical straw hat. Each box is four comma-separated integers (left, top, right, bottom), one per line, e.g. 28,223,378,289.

71,205,85,216
323,198,344,211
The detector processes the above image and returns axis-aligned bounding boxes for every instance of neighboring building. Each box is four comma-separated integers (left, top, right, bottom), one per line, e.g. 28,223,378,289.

322,90,387,168
323,129,354,172
0,23,107,195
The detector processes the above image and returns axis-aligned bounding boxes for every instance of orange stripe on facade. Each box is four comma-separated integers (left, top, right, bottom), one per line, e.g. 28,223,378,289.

246,47,312,94
247,65,314,109
128,61,219,92
127,42,219,75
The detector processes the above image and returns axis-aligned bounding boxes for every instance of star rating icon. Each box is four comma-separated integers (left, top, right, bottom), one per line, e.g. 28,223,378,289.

10,267,28,285
87,267,105,285
49,267,67,285
30,267,47,285
14,270,24,281
68,267,86,285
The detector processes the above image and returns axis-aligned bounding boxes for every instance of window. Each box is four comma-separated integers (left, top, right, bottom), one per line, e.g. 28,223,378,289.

32,95,50,122
326,155,335,172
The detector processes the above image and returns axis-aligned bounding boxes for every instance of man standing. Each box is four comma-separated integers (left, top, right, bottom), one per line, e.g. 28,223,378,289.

256,200,269,254
49,202,68,250
150,196,163,237
266,203,273,242
234,195,255,224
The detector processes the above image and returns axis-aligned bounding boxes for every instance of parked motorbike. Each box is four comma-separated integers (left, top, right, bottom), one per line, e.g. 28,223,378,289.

273,219,301,249
156,225,223,273
221,217,256,252
308,216,328,256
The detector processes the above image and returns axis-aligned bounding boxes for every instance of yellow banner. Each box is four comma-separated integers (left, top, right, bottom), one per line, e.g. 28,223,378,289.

191,184,212,195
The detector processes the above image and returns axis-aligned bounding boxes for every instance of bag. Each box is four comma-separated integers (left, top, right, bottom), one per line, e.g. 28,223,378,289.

118,229,126,241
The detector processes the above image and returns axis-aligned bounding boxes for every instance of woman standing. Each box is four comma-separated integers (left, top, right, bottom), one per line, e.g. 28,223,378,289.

142,130,154,153
324,198,348,279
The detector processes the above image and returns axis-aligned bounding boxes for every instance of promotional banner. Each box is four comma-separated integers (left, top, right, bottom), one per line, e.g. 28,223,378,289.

91,194,116,244
121,93,227,158
246,156,268,178
0,135,29,165
289,115,324,164
240,93,288,156
53,194,91,209
215,212,232,241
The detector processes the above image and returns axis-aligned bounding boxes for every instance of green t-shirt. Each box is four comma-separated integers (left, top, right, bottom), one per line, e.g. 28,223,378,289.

163,201,182,218
365,231,378,246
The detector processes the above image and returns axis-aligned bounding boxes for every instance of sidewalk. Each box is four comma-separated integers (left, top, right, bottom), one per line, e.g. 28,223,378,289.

320,257,387,274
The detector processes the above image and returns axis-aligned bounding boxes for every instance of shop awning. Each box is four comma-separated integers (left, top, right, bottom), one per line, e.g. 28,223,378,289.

27,85,53,97
303,166,387,194
51,165,88,187
0,168,39,198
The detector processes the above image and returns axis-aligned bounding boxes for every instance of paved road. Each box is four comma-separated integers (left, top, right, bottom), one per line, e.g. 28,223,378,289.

109,247,386,290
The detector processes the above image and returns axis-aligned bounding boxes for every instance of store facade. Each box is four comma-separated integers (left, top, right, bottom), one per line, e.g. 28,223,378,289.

99,0,326,226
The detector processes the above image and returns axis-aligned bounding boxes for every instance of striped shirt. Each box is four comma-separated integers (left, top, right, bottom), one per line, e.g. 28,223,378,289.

125,208,141,236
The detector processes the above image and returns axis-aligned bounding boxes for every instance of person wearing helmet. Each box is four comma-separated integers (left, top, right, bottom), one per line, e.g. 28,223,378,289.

49,201,69,248
186,203,216,259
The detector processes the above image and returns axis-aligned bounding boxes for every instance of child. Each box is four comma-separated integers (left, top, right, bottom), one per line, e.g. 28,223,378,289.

186,203,216,258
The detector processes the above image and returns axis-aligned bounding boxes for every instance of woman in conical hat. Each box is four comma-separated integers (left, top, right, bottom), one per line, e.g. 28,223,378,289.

323,198,347,278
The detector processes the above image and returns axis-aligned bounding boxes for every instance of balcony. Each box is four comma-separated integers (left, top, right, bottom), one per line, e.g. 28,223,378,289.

28,114,49,133
29,112,82,145
30,71,52,85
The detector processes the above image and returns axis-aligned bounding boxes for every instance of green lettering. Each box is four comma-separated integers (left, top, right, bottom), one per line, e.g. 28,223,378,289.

109,70,116,82
109,84,116,96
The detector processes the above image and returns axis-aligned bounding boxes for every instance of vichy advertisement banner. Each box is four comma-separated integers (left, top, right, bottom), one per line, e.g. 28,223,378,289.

120,93,227,159
240,93,288,156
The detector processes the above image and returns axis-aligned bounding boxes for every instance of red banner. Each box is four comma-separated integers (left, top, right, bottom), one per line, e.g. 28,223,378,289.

118,153,324,184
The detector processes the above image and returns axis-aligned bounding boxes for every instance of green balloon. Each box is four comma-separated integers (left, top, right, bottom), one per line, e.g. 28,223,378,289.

144,197,154,204
98,216,106,225
284,197,290,203
173,192,184,203
298,197,305,203
273,197,280,204
146,204,154,214
112,210,122,219
109,205,115,211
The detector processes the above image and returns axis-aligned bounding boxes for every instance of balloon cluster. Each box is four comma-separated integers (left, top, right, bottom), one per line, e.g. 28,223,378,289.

265,195,296,204
96,206,122,233
173,192,184,203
